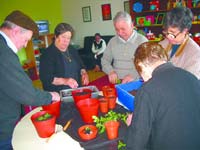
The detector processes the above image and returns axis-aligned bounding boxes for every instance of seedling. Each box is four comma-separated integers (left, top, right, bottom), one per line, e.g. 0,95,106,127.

92,110,128,134
84,127,93,134
118,140,126,150
36,113,52,121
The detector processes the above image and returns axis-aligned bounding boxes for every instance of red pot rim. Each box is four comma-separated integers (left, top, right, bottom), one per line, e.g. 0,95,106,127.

76,98,99,108
104,120,120,127
72,89,92,104
76,98,99,123
31,111,56,138
42,101,61,117
72,88,92,95
78,125,98,140
31,111,55,121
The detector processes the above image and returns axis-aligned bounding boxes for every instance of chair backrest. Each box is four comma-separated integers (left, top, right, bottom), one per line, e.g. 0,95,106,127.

83,35,114,54
102,35,114,44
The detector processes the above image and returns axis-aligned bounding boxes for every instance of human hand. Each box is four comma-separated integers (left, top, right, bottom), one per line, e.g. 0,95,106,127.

94,54,97,59
50,92,60,101
126,113,133,126
81,72,89,85
121,74,134,83
64,78,78,88
108,71,118,84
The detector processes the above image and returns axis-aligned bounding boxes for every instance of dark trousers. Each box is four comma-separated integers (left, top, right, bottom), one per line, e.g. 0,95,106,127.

0,138,13,150
93,53,103,69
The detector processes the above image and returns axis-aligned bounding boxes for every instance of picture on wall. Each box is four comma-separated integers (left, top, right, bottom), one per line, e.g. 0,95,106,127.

124,1,130,14
82,6,92,22
101,4,112,21
156,13,165,25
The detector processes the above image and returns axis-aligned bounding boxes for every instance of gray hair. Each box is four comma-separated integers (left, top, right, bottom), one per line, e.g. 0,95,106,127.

1,20,17,29
1,20,28,33
163,7,193,31
113,11,132,25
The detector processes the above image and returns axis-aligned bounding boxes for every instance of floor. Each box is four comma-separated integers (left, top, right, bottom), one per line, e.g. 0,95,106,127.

32,70,106,90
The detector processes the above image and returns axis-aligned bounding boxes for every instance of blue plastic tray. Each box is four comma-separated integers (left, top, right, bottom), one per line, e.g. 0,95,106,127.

116,80,143,112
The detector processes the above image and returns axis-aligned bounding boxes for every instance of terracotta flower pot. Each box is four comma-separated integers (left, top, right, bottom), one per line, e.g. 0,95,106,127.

76,98,99,123
99,97,109,113
42,101,61,117
102,85,110,97
102,85,117,97
110,84,117,96
72,88,92,104
107,95,117,109
31,111,56,138
78,124,98,141
104,120,120,140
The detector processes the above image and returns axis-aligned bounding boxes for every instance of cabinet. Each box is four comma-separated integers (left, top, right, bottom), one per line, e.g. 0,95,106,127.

129,0,200,43
24,33,54,80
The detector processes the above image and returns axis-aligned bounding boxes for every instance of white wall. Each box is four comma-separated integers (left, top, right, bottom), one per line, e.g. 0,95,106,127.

61,0,128,47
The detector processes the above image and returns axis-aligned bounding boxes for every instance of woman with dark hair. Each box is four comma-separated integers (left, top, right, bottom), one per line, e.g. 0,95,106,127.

159,6,200,79
91,33,106,71
39,23,89,92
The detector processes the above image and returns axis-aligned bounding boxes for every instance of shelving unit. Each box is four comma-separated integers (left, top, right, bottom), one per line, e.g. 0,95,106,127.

129,0,200,43
24,33,54,80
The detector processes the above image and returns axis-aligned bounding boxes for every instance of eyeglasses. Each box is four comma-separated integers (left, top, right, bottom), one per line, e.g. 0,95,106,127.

162,31,181,39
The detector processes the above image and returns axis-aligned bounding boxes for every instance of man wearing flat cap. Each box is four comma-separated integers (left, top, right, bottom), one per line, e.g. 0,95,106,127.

0,10,60,149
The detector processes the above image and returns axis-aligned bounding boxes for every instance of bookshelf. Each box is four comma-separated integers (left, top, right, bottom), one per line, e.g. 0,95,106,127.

24,33,54,80
129,0,200,43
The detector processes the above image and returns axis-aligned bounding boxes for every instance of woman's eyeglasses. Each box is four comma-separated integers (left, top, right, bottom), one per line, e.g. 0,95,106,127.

162,31,181,39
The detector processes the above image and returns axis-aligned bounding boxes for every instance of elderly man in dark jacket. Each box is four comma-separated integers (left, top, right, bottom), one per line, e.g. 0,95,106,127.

0,10,60,149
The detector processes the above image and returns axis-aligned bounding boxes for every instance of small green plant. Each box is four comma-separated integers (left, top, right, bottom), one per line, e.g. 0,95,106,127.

92,110,128,134
36,113,52,121
116,79,121,84
118,140,126,150
84,127,92,134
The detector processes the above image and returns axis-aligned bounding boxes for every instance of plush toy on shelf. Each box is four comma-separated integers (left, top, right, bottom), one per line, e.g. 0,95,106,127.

146,30,155,40
149,0,160,11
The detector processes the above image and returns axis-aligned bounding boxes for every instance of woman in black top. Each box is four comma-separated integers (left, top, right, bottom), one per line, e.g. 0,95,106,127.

39,23,89,92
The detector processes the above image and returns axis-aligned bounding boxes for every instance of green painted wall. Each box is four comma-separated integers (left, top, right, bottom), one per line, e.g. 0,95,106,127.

0,0,63,63
17,48,27,65
0,0,63,33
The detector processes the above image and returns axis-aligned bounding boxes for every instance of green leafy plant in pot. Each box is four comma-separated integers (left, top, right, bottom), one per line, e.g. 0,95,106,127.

92,110,128,140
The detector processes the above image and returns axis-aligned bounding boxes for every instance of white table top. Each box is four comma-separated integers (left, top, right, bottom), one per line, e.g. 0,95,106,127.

12,89,128,150
12,107,84,150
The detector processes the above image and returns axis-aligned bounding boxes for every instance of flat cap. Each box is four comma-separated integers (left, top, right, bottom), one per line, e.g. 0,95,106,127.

5,10,39,38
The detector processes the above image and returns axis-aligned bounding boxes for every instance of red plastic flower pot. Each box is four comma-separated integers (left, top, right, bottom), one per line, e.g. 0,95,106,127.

104,120,120,140
31,111,56,138
72,88,92,104
107,95,117,109
78,125,98,141
99,97,109,113
102,85,111,97
76,98,99,123
102,85,117,97
42,101,61,118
